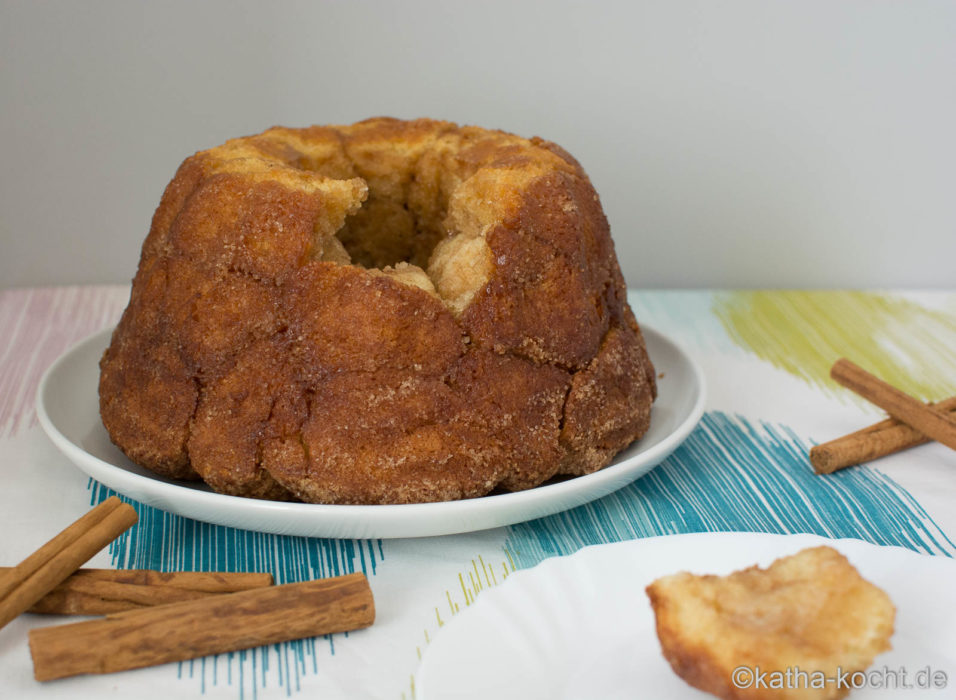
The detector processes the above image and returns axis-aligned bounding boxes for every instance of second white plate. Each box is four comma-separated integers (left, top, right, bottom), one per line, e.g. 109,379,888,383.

37,323,704,539
416,533,956,699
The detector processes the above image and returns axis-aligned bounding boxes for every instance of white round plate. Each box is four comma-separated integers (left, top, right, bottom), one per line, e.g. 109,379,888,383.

36,324,704,539
416,533,956,699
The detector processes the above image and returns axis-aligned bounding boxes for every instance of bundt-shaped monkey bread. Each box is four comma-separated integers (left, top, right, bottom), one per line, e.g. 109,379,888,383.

99,118,657,504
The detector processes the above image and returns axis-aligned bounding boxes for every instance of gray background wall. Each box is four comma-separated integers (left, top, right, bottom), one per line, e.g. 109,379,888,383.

2,0,954,290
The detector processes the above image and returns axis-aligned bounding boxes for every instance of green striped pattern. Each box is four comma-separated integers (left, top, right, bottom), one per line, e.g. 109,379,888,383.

712,291,956,402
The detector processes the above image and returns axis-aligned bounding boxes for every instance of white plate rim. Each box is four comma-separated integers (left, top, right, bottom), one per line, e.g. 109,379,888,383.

36,323,705,539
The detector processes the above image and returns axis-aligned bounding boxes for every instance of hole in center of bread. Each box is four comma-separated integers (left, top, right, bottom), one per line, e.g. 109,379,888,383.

337,191,445,271
318,164,495,314
252,127,510,314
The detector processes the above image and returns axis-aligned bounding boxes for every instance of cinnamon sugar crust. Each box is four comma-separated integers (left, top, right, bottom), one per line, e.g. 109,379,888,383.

99,117,656,503
646,546,896,700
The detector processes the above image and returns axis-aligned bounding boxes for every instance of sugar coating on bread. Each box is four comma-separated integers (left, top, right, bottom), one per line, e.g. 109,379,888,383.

99,117,657,504
646,546,895,700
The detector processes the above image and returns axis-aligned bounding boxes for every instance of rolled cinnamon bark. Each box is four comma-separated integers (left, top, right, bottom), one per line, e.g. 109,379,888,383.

829,359,956,452
0,497,137,631
29,572,375,681
810,396,956,474
0,568,275,615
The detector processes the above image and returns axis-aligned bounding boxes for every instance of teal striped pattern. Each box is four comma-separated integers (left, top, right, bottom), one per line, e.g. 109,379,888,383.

87,481,383,699
504,411,955,569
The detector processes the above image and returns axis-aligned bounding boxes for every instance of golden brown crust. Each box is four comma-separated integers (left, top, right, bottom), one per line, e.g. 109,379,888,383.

560,323,655,475
99,118,656,503
646,546,896,700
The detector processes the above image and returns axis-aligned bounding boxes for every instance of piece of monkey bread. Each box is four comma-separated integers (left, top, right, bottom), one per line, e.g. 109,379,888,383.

646,546,895,700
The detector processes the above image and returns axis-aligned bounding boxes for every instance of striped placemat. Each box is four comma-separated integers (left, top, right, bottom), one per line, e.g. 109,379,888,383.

1,285,953,700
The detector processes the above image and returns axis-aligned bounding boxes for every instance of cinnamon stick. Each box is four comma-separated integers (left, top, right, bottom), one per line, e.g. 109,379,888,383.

0,497,138,631
811,395,956,474
29,572,375,681
829,359,956,452
0,568,274,615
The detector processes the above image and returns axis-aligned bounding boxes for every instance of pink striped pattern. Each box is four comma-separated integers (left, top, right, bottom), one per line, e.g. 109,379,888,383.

0,285,130,436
